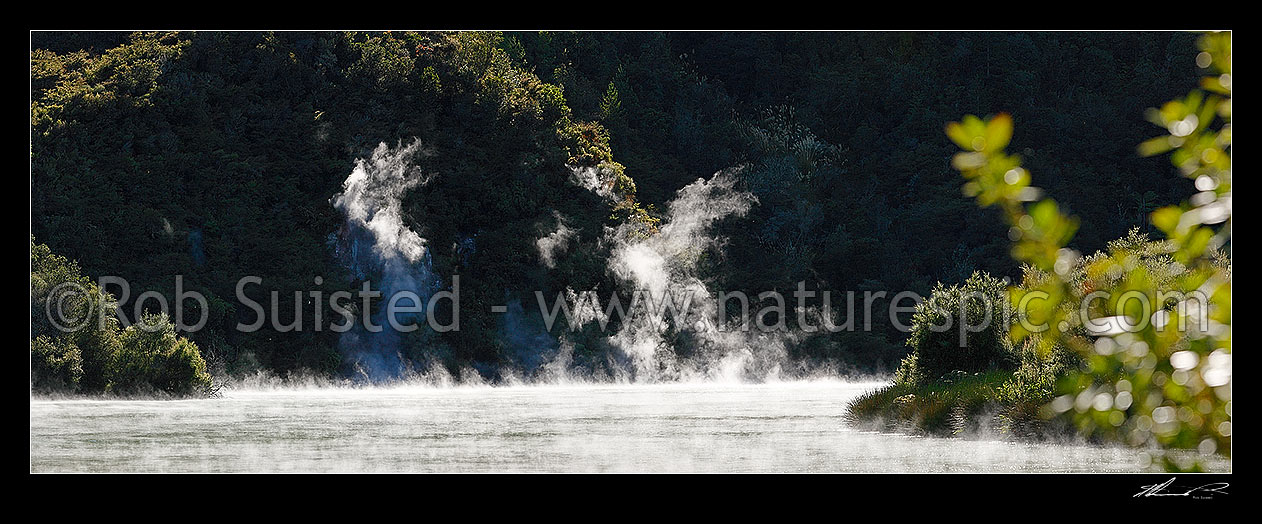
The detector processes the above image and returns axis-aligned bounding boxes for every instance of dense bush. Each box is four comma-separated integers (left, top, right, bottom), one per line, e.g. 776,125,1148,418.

900,271,1015,385
30,239,212,397
109,313,213,396
30,31,644,379
30,238,122,393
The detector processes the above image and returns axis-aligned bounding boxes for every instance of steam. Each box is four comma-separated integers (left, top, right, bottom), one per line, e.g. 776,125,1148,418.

568,165,620,202
563,169,802,382
536,211,577,269
609,171,754,298
325,151,817,385
331,140,438,381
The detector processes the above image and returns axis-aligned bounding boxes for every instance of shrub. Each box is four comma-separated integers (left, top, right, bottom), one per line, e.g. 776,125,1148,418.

538,83,569,122
109,313,212,396
903,271,1015,384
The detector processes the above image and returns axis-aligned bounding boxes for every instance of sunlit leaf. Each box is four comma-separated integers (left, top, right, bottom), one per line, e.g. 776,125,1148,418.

985,113,1013,153
1200,76,1231,95
945,121,974,150
1151,206,1182,234
1138,136,1174,157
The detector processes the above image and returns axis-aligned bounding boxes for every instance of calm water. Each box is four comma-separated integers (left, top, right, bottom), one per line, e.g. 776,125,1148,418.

29,381,1203,473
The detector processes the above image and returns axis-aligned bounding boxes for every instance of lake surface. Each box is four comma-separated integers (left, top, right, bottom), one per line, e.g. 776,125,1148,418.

29,381,1212,473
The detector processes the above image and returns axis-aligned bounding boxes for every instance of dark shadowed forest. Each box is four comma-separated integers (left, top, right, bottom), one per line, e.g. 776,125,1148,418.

31,31,1205,379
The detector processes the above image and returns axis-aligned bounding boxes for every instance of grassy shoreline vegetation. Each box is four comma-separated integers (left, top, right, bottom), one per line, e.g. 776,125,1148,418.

846,33,1231,471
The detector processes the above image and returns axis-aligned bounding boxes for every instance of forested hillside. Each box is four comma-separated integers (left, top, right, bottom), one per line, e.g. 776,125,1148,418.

31,31,1203,382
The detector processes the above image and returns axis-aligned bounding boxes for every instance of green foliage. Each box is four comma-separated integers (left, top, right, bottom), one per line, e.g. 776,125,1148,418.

31,239,212,397
418,65,442,95
901,271,1015,385
30,237,122,392
945,33,1231,468
557,119,614,165
893,352,924,388
348,33,415,91
537,82,568,121
855,34,1231,465
31,335,84,393
950,113,1079,273
31,31,183,131
30,31,645,379
599,80,622,120
110,313,213,396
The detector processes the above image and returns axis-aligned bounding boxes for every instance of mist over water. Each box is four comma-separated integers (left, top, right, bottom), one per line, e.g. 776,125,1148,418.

32,380,1205,473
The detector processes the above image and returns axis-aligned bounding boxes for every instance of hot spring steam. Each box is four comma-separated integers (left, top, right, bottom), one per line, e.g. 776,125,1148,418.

332,140,811,384
331,140,439,381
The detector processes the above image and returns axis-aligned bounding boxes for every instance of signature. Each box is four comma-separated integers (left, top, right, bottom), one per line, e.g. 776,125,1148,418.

1135,477,1229,499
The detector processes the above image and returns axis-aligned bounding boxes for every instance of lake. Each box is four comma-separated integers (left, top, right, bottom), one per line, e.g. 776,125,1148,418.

29,380,1209,473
